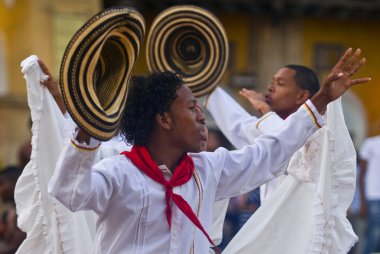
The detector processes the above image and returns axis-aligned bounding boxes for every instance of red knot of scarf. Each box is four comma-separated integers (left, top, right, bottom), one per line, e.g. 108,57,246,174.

122,145,215,246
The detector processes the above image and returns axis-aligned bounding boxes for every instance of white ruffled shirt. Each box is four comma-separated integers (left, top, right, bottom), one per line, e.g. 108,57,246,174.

15,56,130,254
206,87,357,254
206,87,287,203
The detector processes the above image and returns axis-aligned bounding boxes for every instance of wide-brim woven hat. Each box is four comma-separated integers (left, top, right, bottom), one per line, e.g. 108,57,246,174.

146,5,229,97
60,7,145,141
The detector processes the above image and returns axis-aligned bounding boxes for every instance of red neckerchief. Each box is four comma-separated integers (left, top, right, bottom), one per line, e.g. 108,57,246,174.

122,145,215,246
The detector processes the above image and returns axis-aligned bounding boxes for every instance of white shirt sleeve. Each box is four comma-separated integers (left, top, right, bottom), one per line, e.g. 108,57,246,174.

206,87,285,149
255,112,284,135
202,100,324,200
48,134,116,215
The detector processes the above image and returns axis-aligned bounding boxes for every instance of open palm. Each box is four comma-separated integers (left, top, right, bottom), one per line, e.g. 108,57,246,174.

320,48,370,102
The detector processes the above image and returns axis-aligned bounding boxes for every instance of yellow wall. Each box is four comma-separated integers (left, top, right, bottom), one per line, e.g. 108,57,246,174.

220,13,251,73
1,0,30,95
302,17,380,136
0,0,101,166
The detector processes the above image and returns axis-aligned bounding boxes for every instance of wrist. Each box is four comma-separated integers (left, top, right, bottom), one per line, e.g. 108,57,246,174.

52,92,61,98
310,91,330,115
76,128,92,144
258,104,271,116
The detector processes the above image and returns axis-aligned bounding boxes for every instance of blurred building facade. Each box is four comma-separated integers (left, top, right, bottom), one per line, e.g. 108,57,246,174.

1,0,380,165
0,0,101,166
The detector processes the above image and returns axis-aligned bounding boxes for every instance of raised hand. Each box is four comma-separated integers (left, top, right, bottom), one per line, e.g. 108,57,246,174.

38,59,67,114
321,48,369,102
311,48,370,114
239,88,271,116
38,60,61,97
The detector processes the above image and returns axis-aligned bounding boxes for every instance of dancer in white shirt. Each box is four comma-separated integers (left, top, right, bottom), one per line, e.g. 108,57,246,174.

48,47,368,253
207,64,320,203
216,49,367,254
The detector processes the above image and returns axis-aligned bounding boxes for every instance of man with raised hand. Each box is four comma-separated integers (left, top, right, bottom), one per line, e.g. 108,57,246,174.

207,63,320,203
48,48,368,253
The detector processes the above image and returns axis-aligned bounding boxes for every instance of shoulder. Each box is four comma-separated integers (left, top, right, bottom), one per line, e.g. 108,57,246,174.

189,147,229,171
95,154,136,175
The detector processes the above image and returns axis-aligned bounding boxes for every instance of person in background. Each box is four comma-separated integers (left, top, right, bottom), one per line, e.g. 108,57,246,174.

0,165,25,253
206,63,320,203
359,119,380,254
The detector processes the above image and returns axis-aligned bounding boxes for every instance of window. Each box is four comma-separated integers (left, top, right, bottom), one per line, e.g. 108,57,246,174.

0,32,7,96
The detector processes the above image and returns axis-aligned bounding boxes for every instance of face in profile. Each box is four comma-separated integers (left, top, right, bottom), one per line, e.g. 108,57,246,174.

265,68,306,118
168,86,207,153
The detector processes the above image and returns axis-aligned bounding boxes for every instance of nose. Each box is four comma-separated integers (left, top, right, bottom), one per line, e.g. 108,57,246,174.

267,82,274,93
196,106,206,124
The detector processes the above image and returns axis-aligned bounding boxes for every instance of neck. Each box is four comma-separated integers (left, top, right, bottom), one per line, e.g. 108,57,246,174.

277,103,305,120
277,111,290,120
146,140,185,172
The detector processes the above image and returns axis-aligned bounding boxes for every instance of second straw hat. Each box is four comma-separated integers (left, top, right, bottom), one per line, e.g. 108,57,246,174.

146,5,229,97
60,7,145,141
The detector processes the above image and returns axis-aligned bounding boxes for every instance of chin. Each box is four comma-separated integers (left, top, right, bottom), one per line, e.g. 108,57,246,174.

189,145,203,153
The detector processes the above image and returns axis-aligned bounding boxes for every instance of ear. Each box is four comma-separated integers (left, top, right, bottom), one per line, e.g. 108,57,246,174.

296,90,310,105
156,112,172,130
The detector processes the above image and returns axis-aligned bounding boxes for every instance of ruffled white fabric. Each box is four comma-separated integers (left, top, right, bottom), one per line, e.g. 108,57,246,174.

14,55,96,253
223,98,358,254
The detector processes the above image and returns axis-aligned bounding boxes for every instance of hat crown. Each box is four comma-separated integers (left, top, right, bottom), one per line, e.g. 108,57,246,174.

60,7,145,141
146,5,229,97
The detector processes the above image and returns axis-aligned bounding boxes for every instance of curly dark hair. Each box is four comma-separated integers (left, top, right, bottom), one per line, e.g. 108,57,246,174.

120,71,183,146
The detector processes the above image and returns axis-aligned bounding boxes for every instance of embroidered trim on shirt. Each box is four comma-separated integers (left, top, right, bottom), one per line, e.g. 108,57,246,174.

69,139,100,151
193,169,203,215
304,103,322,129
190,169,203,254
256,112,275,129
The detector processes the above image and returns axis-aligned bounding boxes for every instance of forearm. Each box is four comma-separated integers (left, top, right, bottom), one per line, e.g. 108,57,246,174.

215,100,324,199
310,91,331,115
206,87,260,148
53,93,67,114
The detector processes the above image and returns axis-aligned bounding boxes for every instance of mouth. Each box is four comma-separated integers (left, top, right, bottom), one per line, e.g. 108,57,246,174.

264,94,271,103
199,126,207,141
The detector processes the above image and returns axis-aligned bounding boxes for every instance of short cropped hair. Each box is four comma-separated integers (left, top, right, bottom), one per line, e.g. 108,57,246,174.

120,72,183,146
285,64,320,98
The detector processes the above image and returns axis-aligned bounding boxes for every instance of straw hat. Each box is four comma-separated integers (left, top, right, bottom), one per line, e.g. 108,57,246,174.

146,5,229,97
60,7,145,141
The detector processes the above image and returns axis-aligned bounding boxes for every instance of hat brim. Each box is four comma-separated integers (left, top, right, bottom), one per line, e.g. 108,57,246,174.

60,8,145,141
146,5,229,97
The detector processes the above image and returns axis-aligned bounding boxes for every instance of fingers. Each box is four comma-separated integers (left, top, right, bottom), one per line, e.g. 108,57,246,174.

38,59,52,79
324,72,344,85
350,77,371,86
333,48,353,70
344,48,361,74
239,88,262,99
349,58,366,77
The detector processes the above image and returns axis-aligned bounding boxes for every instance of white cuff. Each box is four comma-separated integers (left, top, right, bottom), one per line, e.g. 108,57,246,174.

71,128,101,150
304,100,325,128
